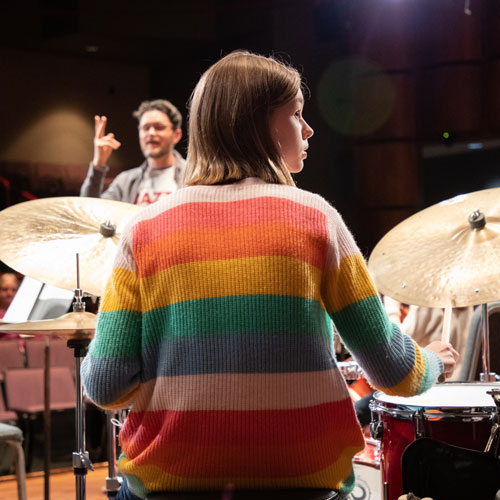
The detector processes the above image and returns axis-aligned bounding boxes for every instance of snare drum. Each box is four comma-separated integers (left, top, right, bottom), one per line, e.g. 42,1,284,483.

370,382,500,500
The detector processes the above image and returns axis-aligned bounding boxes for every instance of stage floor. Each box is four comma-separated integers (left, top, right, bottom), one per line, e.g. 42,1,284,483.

0,463,109,500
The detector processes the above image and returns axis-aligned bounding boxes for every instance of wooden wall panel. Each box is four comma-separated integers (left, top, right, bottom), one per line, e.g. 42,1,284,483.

420,64,482,138
366,73,416,140
487,59,500,132
357,207,416,254
354,142,419,208
419,0,482,64
484,0,500,57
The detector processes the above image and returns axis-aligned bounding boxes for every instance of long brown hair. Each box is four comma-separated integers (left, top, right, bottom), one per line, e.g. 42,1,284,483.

185,51,302,186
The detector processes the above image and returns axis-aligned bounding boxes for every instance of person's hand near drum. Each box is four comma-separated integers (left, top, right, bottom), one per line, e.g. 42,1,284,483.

424,341,459,379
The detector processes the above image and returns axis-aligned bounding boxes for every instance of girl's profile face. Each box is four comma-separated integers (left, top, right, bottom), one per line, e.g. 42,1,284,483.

269,89,314,174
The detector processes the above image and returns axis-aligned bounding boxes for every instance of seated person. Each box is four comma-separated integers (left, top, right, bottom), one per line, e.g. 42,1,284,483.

0,272,20,320
383,296,473,381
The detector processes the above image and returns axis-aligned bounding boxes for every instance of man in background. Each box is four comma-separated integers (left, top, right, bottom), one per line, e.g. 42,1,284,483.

384,296,472,380
0,272,20,319
80,99,186,206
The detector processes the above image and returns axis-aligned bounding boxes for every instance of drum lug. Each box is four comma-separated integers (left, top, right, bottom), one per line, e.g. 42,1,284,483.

412,409,424,439
484,422,500,454
370,420,383,440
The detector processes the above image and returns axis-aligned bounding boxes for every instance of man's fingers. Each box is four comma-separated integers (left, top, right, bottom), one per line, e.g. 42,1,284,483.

94,115,107,138
95,135,121,150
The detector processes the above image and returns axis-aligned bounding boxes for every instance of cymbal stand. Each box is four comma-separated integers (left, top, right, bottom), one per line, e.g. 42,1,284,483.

104,410,121,497
68,254,94,500
480,303,496,382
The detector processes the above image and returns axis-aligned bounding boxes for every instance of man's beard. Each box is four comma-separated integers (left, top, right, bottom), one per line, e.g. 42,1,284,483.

146,150,168,159
143,146,169,159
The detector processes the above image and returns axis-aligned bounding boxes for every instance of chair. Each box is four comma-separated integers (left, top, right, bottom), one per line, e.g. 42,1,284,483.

0,340,25,380
460,302,500,381
0,423,27,500
4,366,76,470
25,338,75,376
0,389,17,423
4,366,76,413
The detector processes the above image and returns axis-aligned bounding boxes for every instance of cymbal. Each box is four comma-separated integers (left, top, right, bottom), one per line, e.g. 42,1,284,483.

0,197,140,297
368,188,500,308
0,311,96,339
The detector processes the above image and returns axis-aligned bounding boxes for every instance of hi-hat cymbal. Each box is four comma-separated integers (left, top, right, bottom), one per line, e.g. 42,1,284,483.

0,311,96,339
368,188,500,308
0,197,140,297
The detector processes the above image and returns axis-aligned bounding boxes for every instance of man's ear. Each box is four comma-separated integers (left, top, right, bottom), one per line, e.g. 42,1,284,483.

173,128,182,145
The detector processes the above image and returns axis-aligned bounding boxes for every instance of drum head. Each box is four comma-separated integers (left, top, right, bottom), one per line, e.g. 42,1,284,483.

374,382,500,409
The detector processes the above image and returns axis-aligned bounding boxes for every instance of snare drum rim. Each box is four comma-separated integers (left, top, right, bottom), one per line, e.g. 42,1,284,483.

370,382,500,421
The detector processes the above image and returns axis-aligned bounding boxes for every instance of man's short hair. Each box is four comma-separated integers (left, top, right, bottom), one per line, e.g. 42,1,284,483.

133,99,183,130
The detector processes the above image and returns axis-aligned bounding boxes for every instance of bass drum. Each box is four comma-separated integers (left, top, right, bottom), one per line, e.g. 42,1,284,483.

349,438,381,500
370,382,500,500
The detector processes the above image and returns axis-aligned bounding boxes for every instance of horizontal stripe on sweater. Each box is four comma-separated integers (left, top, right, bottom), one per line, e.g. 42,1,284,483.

136,222,327,276
95,295,330,355
95,332,334,377
102,256,323,313
123,369,348,412
119,400,363,476
122,445,361,495
133,196,328,245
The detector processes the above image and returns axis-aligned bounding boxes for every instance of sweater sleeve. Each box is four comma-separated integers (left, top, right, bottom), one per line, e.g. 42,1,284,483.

81,225,142,409
321,206,443,396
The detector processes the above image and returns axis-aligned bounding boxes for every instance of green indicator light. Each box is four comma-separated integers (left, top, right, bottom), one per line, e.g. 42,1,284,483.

443,132,450,139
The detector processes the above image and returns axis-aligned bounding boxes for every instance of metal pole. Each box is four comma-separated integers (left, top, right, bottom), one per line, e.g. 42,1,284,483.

105,411,121,497
480,303,496,381
43,337,51,500
69,339,93,500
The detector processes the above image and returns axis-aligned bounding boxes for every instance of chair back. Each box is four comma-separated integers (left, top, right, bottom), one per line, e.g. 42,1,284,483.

4,366,76,413
0,389,17,423
0,340,25,377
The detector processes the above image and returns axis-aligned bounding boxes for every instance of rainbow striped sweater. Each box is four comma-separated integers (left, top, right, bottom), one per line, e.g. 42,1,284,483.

81,177,443,498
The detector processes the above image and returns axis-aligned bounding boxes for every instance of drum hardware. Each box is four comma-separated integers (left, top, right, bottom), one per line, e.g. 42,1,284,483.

337,360,364,380
0,197,140,499
68,334,93,500
368,189,500,309
370,419,383,440
368,188,500,383
411,409,424,439
480,303,497,381
485,389,500,455
370,383,500,500
0,196,140,297
104,411,121,498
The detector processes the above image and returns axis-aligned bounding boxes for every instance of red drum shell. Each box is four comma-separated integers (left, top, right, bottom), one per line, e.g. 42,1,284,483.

371,382,500,500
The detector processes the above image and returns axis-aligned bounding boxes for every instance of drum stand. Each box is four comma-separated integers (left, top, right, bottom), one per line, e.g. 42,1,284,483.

480,303,497,382
104,410,121,498
68,263,94,500
67,327,93,500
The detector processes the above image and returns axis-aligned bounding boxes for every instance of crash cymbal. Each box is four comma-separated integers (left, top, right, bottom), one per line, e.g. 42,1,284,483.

368,188,500,308
0,311,96,339
0,197,140,297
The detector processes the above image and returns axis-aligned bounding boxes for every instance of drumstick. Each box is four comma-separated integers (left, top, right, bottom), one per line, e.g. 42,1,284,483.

441,303,453,345
438,303,453,382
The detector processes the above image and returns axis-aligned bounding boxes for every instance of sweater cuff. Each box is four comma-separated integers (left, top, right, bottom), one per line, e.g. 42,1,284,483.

90,161,109,173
